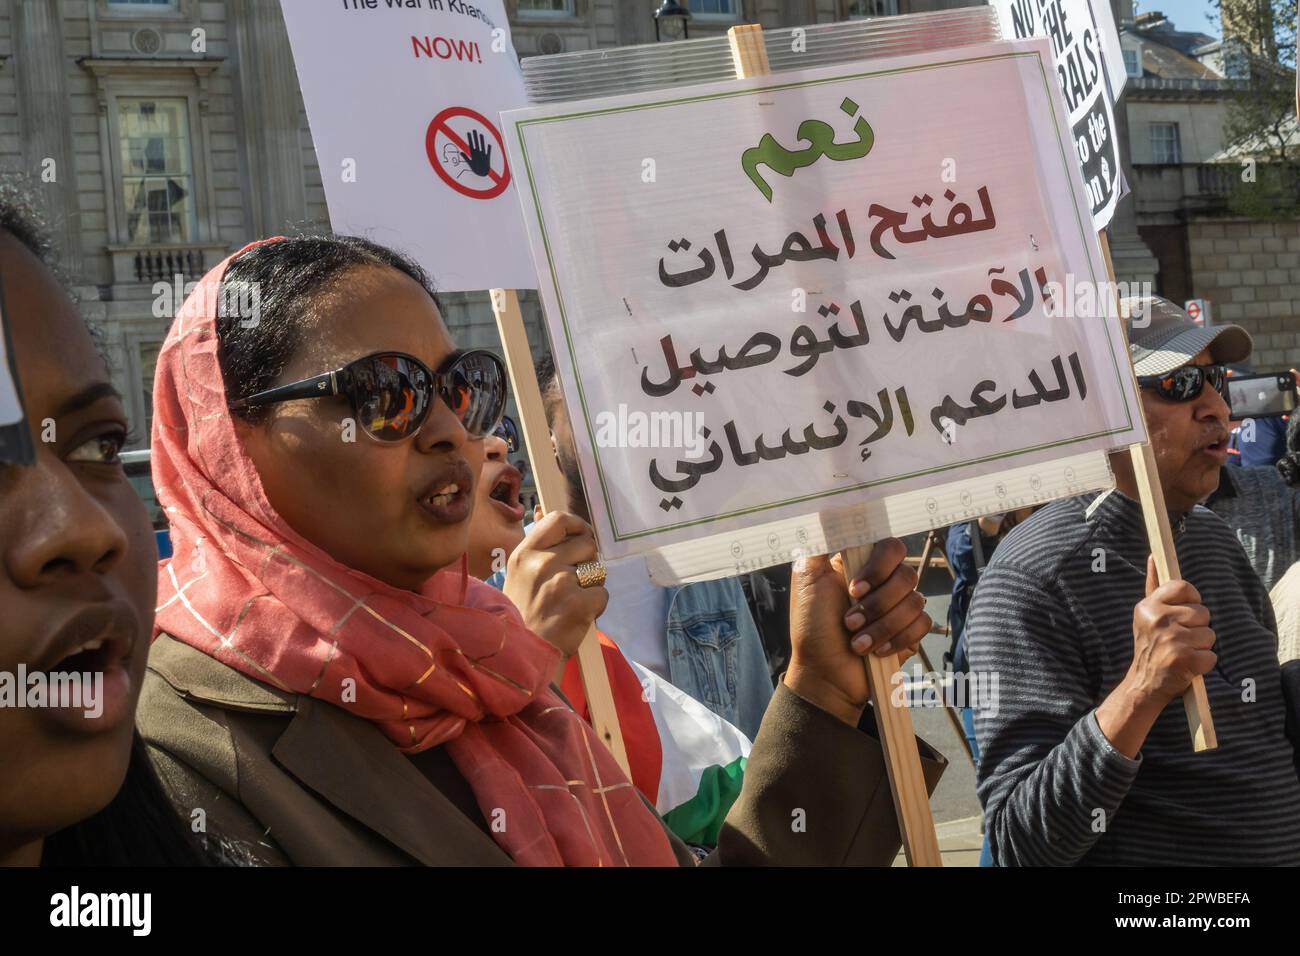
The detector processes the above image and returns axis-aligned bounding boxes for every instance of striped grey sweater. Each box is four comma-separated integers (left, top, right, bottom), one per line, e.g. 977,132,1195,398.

966,489,1300,866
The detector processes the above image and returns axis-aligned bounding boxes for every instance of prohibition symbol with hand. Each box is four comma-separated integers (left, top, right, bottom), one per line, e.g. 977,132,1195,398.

459,129,493,177
426,106,511,200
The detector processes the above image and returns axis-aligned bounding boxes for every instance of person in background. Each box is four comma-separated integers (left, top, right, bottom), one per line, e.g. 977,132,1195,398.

464,420,527,586
0,183,207,867
1269,564,1300,779
1225,366,1289,470
1270,563,1300,665
1203,457,1300,591
1275,414,1300,487
1211,366,1300,590
535,355,774,739
464,454,753,852
466,419,614,690
942,508,1033,870
1260,389,1300,664
1229,414,1289,467
945,509,1035,757
740,564,794,686
966,295,1300,866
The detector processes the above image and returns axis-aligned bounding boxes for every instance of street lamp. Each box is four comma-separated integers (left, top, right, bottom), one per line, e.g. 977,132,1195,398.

654,0,691,41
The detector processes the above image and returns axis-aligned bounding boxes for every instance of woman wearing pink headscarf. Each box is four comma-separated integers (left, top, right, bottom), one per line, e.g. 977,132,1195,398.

137,235,943,866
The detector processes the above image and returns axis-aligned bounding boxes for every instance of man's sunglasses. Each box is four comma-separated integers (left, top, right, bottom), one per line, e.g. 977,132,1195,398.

229,349,507,443
493,415,521,454
1137,363,1227,403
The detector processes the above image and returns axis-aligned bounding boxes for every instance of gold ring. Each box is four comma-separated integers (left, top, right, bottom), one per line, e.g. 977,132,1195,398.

575,560,607,589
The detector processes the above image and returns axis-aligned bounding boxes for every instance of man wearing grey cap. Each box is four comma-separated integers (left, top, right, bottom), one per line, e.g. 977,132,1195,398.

966,295,1300,866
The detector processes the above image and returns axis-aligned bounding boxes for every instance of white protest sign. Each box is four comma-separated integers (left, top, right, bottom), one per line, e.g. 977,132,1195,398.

0,288,22,427
279,0,536,291
503,40,1144,575
991,0,1126,229
0,265,23,426
0,278,35,468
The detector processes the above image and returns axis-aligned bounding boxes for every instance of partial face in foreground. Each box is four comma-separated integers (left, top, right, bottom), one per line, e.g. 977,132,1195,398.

1142,347,1232,513
0,233,155,861
466,433,526,579
234,264,486,590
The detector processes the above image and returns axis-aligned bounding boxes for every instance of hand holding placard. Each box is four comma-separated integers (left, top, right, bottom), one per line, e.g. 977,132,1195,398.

785,540,932,727
727,21,942,867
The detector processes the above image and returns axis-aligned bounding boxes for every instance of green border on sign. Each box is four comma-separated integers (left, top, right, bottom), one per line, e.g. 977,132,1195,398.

513,49,1132,542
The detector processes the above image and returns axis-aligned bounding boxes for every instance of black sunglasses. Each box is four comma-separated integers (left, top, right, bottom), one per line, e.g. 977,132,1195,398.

1137,363,1227,403
229,349,507,443
493,415,521,454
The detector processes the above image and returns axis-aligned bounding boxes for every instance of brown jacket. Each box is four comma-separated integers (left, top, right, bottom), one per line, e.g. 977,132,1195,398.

138,634,946,865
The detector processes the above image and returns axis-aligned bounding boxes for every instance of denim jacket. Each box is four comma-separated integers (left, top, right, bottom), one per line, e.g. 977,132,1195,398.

663,577,773,740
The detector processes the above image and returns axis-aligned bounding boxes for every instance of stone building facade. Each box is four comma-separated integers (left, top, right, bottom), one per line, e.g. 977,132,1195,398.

1119,9,1299,368
1,0,332,445
3,0,1287,452
1187,221,1300,368
0,0,965,450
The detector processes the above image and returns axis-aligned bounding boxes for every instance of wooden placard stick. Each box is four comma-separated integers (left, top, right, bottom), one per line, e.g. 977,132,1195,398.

727,22,943,866
490,287,632,776
1098,233,1217,751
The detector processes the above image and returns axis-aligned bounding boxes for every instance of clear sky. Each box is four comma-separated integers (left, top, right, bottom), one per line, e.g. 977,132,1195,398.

1131,0,1223,39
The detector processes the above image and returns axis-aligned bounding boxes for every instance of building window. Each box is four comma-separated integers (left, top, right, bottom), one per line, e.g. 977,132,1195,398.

516,0,574,17
106,0,179,9
1222,39,1250,79
691,0,740,16
1149,122,1181,164
1123,47,1141,78
845,0,900,17
118,98,196,245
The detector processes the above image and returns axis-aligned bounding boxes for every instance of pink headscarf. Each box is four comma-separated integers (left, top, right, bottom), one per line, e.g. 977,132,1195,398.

151,239,676,866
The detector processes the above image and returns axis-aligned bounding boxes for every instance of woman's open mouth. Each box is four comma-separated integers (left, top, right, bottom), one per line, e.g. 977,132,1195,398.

417,460,475,525
418,481,472,524
46,638,116,675
487,465,526,524
30,601,139,733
